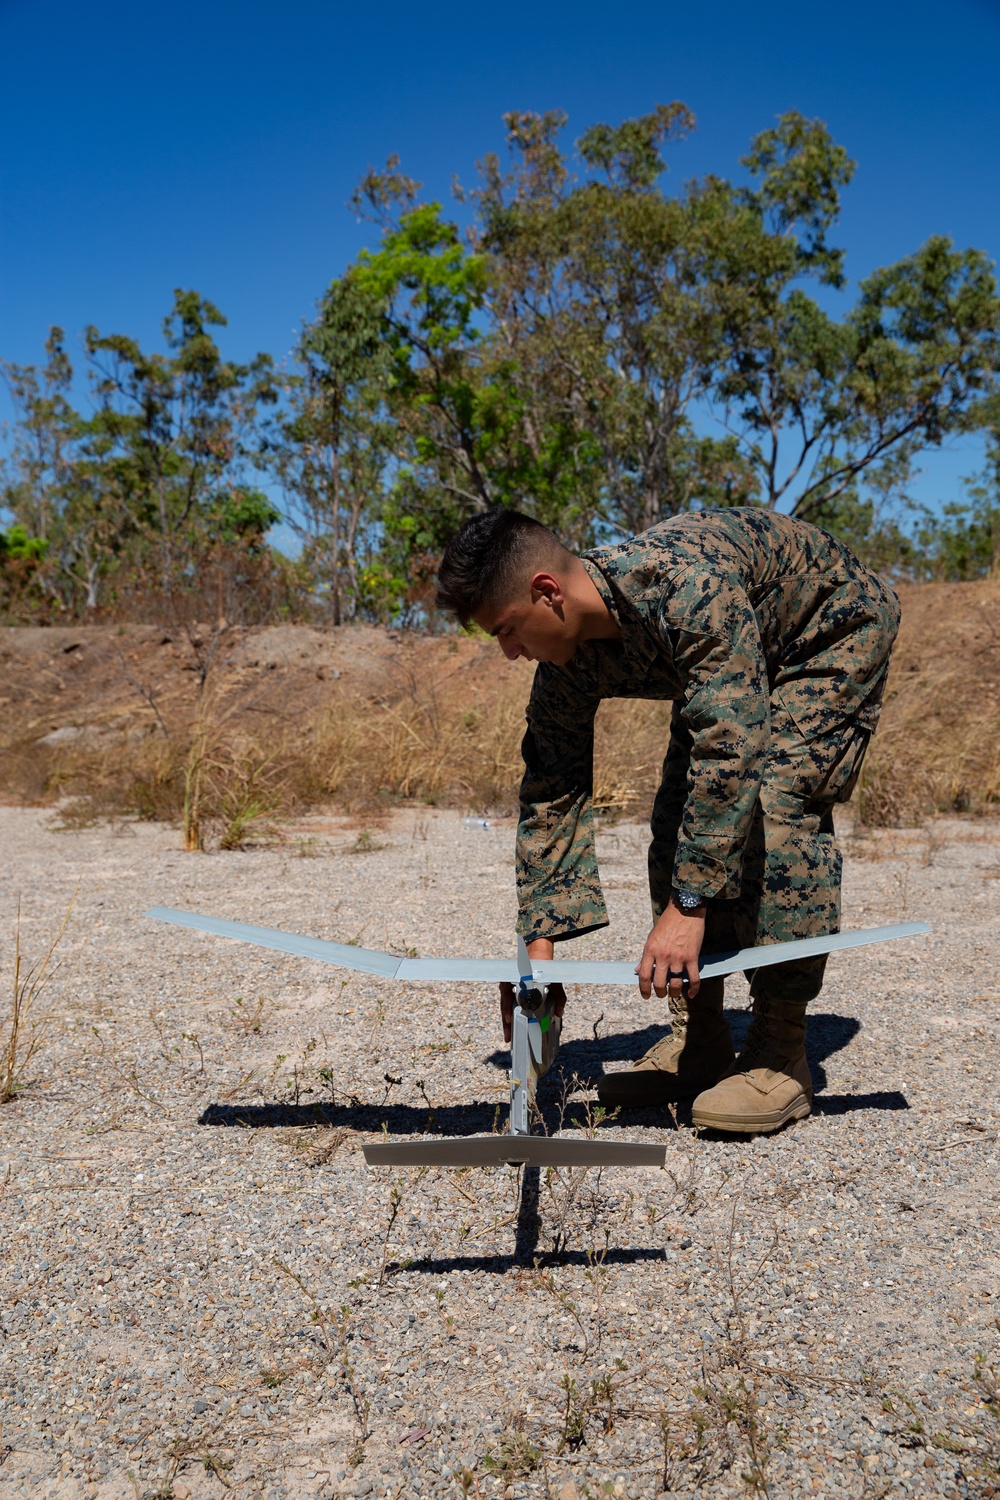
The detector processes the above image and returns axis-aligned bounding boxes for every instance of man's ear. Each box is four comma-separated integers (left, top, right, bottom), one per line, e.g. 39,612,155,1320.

528,570,565,605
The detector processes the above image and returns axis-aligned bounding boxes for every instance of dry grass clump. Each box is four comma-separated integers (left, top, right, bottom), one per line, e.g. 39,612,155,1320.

2,896,73,1103
856,579,1000,825
20,635,1000,843
21,659,672,844
6,578,997,841
284,676,527,812
43,730,187,827
857,663,1000,825
277,678,669,819
41,730,290,849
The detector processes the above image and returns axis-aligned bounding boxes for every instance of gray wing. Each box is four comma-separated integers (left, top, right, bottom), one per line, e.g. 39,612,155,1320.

532,921,932,985
146,908,929,984
145,908,522,982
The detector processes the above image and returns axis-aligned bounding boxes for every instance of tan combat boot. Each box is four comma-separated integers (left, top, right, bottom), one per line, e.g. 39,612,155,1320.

691,997,812,1134
597,979,735,1108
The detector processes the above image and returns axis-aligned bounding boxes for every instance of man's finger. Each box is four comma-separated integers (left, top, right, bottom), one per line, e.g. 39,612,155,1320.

498,982,514,1044
665,955,688,1001
548,983,568,1018
679,954,701,1000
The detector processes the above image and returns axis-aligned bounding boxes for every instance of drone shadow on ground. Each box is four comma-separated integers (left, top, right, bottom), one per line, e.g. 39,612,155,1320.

197,1011,905,1269
384,1244,667,1276
199,1098,504,1133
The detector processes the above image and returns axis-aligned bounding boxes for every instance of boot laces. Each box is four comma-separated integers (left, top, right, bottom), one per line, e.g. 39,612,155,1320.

667,991,688,1036
739,1004,806,1074
738,1009,773,1071
637,993,687,1069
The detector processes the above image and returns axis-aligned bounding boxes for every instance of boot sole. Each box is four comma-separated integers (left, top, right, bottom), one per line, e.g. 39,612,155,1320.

691,1092,812,1135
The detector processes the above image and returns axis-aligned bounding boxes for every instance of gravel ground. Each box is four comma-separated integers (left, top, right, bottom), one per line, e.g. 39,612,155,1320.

1,805,998,1500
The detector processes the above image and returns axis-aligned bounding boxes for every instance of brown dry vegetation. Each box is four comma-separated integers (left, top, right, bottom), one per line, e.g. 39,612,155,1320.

0,578,997,841
857,579,1000,824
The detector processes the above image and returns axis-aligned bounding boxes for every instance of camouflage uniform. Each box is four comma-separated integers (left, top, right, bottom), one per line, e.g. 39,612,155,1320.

515,508,900,1008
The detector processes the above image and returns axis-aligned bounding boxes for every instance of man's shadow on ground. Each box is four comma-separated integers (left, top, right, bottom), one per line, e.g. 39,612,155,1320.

508,1006,860,1093
530,1009,908,1124
199,1008,906,1135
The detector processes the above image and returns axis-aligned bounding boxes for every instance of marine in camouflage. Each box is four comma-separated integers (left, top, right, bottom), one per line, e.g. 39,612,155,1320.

515,508,899,1005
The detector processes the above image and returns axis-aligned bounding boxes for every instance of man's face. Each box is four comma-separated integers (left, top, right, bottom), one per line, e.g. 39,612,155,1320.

474,580,579,666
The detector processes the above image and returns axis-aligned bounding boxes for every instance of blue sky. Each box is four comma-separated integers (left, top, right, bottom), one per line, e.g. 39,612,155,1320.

2,0,999,528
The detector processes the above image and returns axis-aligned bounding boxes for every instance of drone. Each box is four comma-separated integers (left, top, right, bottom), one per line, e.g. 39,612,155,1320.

147,907,929,1168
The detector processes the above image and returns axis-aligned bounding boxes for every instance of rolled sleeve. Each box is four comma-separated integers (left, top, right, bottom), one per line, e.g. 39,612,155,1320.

515,660,609,944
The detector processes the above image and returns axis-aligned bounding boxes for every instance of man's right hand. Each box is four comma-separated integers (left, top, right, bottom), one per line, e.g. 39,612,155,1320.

636,898,705,1000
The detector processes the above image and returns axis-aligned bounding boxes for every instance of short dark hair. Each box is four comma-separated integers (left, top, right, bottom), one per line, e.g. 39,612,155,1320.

435,508,567,626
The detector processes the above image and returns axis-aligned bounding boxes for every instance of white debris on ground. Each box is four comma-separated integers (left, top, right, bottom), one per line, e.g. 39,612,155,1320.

0,805,998,1500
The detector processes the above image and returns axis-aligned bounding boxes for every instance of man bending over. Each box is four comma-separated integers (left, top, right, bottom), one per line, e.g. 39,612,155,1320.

435,507,899,1134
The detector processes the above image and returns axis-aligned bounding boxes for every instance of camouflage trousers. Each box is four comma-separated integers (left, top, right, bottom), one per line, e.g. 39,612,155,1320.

649,695,885,1008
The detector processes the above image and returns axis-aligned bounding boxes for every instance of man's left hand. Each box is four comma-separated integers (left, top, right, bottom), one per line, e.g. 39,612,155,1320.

499,981,568,1044
637,898,705,1000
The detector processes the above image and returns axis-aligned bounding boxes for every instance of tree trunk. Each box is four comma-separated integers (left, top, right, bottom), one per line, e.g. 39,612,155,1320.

331,444,342,628
344,486,364,620
85,557,100,611
157,471,172,593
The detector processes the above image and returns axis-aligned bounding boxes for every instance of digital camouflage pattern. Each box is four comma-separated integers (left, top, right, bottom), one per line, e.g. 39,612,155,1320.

516,508,899,1002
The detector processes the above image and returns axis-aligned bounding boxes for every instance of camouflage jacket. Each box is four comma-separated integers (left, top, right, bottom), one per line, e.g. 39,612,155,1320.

516,508,900,945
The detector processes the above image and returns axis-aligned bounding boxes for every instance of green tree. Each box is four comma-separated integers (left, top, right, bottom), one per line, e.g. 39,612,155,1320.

1,327,78,541
0,524,49,617
1,330,132,612
2,297,282,616
350,162,493,515
910,410,1000,579
84,289,278,591
476,106,763,536
472,106,1000,542
340,160,554,605
264,272,394,622
316,109,1000,596
212,486,281,547
717,195,1000,520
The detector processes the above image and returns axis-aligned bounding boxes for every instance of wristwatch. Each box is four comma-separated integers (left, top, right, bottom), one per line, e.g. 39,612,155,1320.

672,888,706,914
